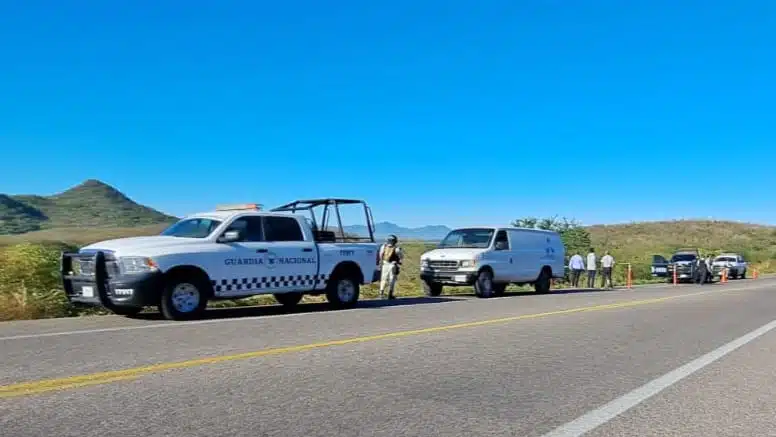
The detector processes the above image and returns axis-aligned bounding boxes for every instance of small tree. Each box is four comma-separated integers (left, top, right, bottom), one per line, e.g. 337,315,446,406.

512,215,592,256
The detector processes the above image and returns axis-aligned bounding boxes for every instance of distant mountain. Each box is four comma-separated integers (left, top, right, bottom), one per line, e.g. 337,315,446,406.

343,222,452,241
0,180,177,235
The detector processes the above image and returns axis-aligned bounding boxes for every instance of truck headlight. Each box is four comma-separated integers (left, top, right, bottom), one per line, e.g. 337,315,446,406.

460,260,477,268
118,257,158,275
420,258,429,269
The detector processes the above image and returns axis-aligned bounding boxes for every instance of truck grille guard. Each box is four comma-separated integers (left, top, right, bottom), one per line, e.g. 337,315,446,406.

61,250,119,310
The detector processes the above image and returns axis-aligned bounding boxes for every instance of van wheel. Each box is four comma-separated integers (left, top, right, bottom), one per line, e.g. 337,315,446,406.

326,274,360,308
422,280,443,297
535,268,552,294
274,292,303,307
160,276,209,321
493,283,507,296
474,270,495,298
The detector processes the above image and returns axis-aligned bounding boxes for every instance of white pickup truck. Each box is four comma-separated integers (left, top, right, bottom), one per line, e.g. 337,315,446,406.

61,199,380,320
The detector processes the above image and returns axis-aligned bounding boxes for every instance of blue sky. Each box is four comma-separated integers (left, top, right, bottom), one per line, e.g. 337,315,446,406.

1,1,774,228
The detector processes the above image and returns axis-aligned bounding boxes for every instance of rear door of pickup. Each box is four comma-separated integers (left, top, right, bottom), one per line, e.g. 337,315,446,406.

651,255,669,277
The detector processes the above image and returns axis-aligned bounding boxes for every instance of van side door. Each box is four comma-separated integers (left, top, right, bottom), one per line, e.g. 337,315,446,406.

490,230,516,282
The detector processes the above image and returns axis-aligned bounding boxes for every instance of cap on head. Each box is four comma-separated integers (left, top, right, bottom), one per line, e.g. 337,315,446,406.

387,234,398,244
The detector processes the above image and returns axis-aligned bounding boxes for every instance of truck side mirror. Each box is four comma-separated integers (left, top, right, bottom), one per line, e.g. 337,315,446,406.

219,230,242,243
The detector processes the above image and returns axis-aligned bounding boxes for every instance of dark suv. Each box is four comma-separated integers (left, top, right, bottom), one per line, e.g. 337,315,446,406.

651,249,710,283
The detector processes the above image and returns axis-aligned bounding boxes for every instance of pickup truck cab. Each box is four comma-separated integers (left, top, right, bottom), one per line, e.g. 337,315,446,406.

712,253,748,279
61,199,380,320
419,226,566,298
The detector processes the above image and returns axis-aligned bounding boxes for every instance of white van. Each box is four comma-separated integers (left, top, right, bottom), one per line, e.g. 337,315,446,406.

419,226,566,298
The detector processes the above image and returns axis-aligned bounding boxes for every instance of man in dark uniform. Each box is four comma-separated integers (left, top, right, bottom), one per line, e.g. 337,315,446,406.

696,255,709,285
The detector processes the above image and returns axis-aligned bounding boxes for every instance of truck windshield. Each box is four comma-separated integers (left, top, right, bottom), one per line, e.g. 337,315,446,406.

715,257,736,263
438,228,494,248
161,218,222,238
671,254,697,262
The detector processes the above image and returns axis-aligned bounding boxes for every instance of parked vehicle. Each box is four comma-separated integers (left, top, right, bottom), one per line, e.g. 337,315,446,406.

712,253,748,279
60,199,380,320
419,226,566,298
651,248,711,283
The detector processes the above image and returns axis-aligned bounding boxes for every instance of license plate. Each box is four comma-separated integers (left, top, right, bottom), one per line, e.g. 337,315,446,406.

655,267,667,273
454,275,468,282
680,274,689,278
81,286,94,298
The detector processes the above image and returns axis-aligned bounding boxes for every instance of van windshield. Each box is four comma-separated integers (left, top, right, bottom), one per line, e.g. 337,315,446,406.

438,228,494,248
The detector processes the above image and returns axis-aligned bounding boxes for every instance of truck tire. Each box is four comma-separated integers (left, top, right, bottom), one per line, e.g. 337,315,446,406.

274,292,303,307
159,276,209,321
493,283,507,296
474,269,495,298
422,280,443,297
741,269,747,279
534,268,552,294
326,274,360,308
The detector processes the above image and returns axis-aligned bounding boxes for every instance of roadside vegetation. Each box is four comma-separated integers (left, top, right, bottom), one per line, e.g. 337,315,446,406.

2,217,774,321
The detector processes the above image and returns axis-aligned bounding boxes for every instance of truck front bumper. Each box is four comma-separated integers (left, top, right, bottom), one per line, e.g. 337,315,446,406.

61,251,163,309
420,269,477,285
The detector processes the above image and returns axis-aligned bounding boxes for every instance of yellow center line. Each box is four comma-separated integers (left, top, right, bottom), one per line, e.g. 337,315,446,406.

0,289,721,399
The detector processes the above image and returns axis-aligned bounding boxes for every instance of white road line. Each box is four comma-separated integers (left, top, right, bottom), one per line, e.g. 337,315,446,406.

540,317,776,437
0,282,763,341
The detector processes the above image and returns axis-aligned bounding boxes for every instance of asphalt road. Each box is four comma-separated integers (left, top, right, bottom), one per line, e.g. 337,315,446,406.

2,278,776,437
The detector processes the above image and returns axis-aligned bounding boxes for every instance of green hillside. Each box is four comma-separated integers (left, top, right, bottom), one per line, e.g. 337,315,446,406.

0,180,177,235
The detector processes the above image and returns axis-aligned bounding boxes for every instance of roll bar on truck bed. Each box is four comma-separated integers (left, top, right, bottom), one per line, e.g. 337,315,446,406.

270,198,377,243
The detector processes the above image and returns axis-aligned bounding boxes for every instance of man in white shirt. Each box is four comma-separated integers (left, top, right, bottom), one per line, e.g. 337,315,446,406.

600,251,615,289
586,248,597,288
568,253,585,288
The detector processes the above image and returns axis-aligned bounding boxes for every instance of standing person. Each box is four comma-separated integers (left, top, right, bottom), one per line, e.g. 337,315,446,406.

378,235,403,299
600,251,615,289
586,248,598,288
568,252,585,288
696,254,709,285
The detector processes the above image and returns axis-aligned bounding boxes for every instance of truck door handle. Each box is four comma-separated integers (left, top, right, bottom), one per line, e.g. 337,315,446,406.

256,249,268,253
302,248,313,252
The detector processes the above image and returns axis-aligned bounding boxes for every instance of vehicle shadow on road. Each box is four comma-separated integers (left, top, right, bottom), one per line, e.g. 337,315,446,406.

132,296,461,321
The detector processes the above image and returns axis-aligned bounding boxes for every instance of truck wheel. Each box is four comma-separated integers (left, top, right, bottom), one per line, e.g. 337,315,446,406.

474,270,495,298
422,280,443,297
326,274,360,308
112,307,143,317
274,292,303,307
493,283,507,296
160,277,209,321
741,269,746,279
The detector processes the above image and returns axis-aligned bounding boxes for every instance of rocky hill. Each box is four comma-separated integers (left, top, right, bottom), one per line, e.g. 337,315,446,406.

0,180,177,234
